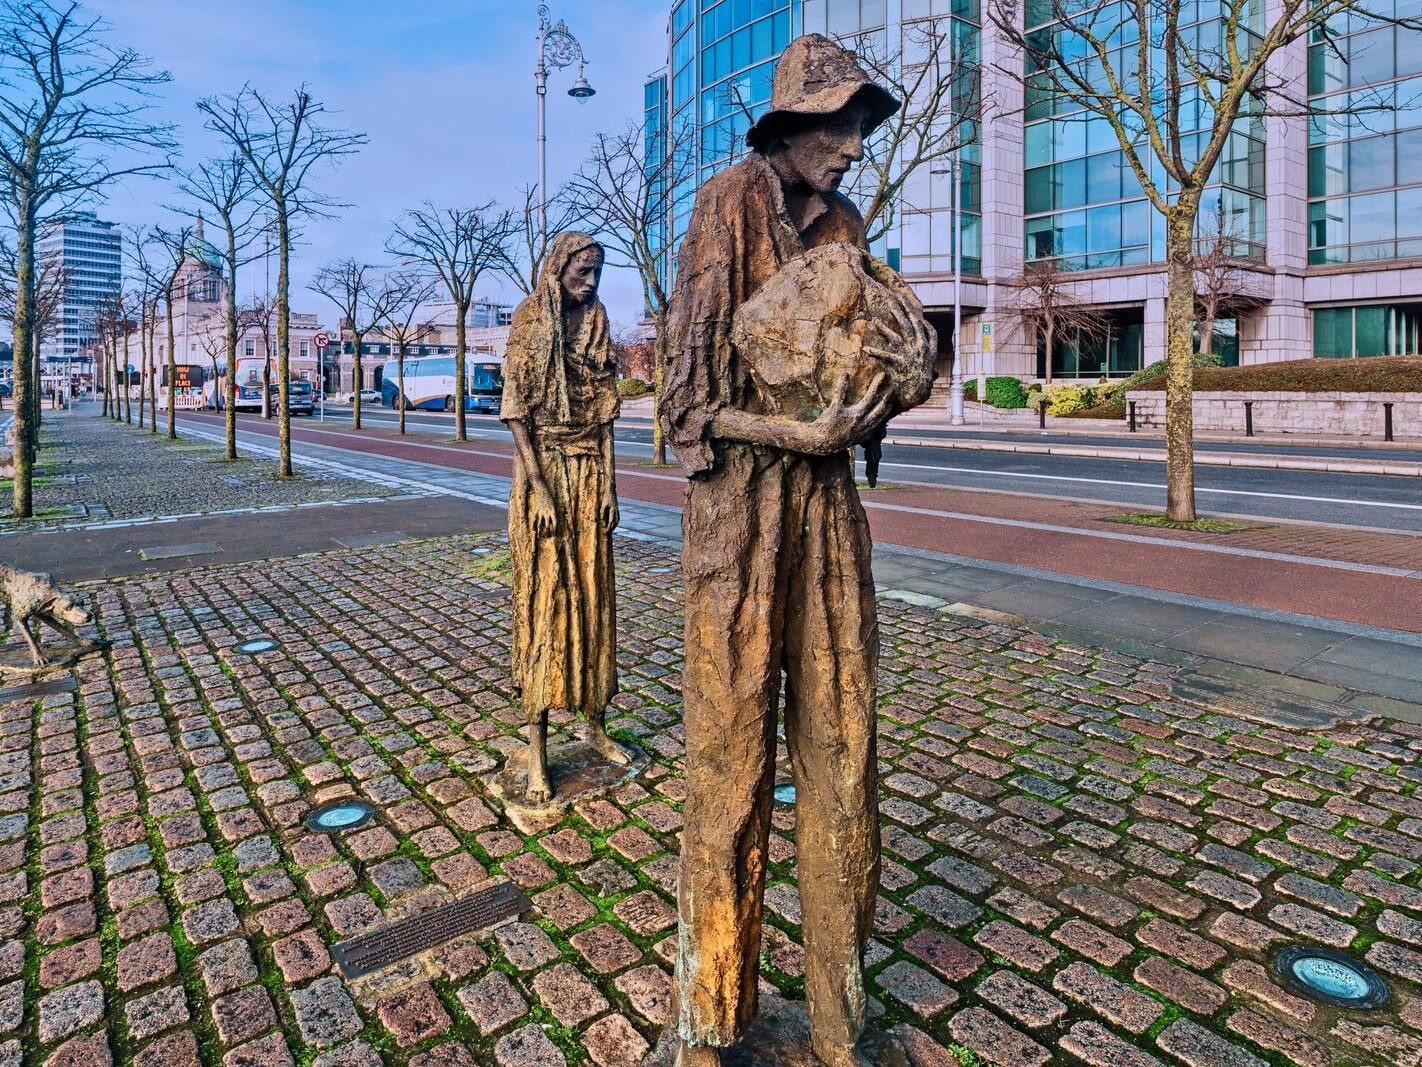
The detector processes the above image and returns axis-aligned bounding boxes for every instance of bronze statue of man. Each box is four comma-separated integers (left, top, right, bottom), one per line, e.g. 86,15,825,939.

662,33,935,1067
502,232,627,806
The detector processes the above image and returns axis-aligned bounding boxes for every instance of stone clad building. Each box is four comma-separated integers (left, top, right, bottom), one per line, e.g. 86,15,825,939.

646,0,1422,382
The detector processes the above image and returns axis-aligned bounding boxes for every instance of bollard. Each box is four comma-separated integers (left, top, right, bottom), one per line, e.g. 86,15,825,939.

1128,400,1137,433
1244,400,1254,437
1039,403,1047,430
1384,402,1394,442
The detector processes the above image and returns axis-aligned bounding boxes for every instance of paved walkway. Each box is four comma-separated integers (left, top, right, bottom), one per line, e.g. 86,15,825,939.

178,412,1422,713
7,527,1422,1066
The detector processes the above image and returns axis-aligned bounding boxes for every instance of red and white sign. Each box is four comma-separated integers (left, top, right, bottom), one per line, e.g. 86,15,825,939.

313,332,331,349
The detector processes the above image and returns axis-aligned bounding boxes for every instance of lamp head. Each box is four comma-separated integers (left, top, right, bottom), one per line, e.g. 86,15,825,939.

568,66,595,103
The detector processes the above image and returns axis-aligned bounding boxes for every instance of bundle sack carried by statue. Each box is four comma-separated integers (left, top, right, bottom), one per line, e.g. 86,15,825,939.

731,241,936,420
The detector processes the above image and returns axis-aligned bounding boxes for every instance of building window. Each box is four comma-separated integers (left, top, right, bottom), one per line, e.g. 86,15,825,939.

1313,302,1422,357
1036,307,1145,378
299,341,309,359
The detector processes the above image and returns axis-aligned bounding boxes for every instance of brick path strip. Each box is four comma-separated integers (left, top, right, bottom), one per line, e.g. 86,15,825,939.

183,412,1422,634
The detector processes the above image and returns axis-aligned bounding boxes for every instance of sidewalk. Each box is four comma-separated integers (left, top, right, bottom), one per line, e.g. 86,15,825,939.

7,513,1422,1066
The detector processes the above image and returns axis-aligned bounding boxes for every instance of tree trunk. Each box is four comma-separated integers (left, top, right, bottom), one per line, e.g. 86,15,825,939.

652,313,668,466
262,348,272,419
1164,203,1199,522
148,325,158,434
276,210,293,477
12,207,34,518
397,347,407,435
1198,297,1216,359
352,331,364,431
454,304,468,442
1044,321,1055,388
165,294,178,440
225,277,239,463
123,327,133,424
136,320,146,429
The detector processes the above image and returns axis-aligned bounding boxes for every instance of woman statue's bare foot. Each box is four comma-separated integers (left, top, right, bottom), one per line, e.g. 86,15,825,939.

524,752,554,805
587,724,632,765
673,1042,724,1067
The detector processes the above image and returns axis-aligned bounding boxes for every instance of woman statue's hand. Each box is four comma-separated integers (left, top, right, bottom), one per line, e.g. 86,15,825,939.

800,372,895,455
600,493,619,530
530,482,559,535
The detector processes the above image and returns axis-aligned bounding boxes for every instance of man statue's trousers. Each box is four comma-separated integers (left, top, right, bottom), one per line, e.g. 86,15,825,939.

674,443,881,1057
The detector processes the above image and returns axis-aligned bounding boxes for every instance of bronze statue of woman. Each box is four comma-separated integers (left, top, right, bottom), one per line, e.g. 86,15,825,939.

501,232,627,806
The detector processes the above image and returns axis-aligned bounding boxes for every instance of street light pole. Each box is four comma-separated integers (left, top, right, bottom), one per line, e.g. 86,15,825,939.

949,146,964,426
535,4,595,249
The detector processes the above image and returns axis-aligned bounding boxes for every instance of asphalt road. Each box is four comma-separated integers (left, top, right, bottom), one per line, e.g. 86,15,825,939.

309,405,1422,532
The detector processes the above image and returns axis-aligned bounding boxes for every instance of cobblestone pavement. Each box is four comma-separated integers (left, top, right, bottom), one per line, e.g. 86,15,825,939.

5,534,1422,1066
0,410,398,532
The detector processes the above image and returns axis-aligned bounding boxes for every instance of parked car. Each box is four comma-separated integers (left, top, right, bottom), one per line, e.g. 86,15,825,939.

0,382,11,398
339,389,381,404
272,380,315,415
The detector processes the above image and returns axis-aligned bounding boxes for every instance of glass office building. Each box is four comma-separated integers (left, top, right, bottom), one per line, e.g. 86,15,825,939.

650,0,1422,377
37,212,122,378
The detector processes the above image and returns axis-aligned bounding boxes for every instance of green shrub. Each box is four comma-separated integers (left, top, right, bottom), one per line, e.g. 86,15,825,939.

1121,351,1223,392
617,377,651,398
1046,384,1098,415
984,376,1029,409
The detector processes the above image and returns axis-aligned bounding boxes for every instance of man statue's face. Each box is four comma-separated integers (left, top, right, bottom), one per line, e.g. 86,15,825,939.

560,248,604,306
771,100,868,193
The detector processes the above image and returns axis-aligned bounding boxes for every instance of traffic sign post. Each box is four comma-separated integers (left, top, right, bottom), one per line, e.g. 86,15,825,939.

313,334,330,421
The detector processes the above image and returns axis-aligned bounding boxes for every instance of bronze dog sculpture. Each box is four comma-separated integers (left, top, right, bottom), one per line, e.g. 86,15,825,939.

0,564,98,667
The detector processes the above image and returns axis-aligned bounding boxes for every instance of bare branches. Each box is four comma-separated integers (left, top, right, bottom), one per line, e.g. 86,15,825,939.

851,16,981,243
0,0,176,219
308,259,406,428
196,85,366,225
563,119,695,464
388,201,514,439
388,202,514,308
498,183,585,295
999,258,1111,386
0,0,174,516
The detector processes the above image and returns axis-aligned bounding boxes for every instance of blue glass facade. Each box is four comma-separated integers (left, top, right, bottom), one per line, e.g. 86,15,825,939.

1022,0,1266,271
657,0,982,280
1308,9,1422,264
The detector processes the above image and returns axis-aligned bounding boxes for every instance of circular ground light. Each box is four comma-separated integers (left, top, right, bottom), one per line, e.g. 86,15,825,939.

1274,946,1389,1010
304,800,377,833
236,638,278,654
773,782,796,806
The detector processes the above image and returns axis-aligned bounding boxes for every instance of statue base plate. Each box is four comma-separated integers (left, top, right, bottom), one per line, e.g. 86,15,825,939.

649,996,911,1067
0,639,96,677
484,737,649,825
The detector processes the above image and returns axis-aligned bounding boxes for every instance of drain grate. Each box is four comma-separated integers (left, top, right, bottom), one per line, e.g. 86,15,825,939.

332,881,531,979
0,676,78,704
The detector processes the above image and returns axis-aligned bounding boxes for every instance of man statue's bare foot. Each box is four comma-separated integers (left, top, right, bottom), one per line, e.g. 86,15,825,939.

587,725,632,765
673,1042,724,1067
524,775,553,806
816,1034,909,1067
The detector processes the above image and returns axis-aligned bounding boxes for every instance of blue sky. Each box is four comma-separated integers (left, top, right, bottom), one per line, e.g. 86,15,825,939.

96,0,669,325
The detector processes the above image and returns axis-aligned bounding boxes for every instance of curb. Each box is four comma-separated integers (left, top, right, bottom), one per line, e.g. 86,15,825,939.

880,435,1422,476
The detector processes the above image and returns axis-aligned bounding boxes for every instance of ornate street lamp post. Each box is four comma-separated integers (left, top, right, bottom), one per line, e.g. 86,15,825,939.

536,4,595,247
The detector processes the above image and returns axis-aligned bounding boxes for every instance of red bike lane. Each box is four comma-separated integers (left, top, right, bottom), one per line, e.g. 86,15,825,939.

184,412,1422,634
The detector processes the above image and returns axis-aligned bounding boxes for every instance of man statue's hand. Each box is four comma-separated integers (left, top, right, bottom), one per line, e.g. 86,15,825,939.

803,373,894,455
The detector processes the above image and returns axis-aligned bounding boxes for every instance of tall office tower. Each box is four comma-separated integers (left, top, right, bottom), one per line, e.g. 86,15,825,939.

38,211,123,379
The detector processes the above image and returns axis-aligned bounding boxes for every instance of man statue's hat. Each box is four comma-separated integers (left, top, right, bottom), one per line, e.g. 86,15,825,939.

746,33,901,151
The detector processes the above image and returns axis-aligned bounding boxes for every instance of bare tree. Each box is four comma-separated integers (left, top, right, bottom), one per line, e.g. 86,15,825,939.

199,85,366,477
1001,258,1111,387
990,0,1411,519
237,298,276,419
497,182,585,295
388,201,514,441
563,120,693,465
376,269,440,436
851,17,981,243
123,225,161,431
150,222,195,440
177,155,260,461
1193,201,1264,359
0,0,174,517
307,259,403,430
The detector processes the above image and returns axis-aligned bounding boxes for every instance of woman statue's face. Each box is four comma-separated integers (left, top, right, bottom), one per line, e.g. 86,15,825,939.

560,248,604,307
